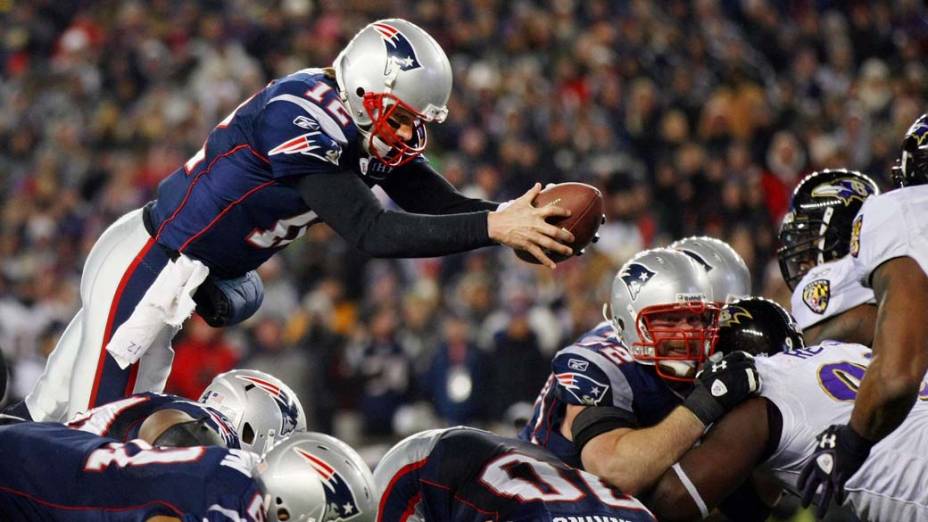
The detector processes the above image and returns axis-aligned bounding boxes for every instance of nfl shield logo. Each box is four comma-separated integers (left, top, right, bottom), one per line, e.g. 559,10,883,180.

802,279,831,314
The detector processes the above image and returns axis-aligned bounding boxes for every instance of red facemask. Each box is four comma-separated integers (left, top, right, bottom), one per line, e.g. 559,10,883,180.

362,92,428,167
632,302,721,382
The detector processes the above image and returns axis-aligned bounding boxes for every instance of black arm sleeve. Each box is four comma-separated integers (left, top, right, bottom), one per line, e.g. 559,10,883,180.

379,160,500,214
297,171,494,258
571,406,639,452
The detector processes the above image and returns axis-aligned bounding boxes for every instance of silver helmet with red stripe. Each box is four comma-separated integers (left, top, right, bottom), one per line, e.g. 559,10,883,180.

257,432,329,522
333,18,452,167
199,369,307,453
259,432,377,522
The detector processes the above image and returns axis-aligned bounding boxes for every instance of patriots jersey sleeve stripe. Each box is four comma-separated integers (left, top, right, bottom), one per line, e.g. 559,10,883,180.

267,93,349,144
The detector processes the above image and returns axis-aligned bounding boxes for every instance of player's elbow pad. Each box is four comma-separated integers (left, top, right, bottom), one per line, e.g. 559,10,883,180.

193,271,264,327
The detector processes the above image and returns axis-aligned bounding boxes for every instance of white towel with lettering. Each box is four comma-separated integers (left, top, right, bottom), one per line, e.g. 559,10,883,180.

106,255,209,369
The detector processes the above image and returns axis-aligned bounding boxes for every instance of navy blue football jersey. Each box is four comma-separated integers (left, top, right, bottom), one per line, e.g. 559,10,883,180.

375,427,655,522
0,422,265,521
66,392,240,449
519,321,683,467
148,68,417,278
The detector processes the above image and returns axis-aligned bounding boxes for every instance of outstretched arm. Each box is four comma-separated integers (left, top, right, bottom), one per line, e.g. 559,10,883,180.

298,174,572,266
379,160,500,214
646,398,773,521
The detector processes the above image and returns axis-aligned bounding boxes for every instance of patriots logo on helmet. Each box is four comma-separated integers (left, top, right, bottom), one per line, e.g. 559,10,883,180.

810,178,872,206
235,375,301,436
555,372,610,405
372,22,422,76
295,448,362,521
802,279,831,314
203,406,239,447
850,214,862,257
620,263,656,301
680,249,713,272
719,305,752,327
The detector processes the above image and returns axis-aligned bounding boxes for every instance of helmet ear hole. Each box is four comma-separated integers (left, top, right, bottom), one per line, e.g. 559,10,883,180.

356,87,365,96
242,422,256,445
276,506,290,521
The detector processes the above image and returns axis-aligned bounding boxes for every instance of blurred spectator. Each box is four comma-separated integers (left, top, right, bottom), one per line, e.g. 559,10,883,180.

422,314,490,425
487,302,548,420
2,1,926,442
238,316,312,416
348,306,413,437
165,316,238,400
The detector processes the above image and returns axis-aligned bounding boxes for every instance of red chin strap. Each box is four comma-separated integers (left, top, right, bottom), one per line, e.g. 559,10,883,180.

362,92,428,167
632,302,721,383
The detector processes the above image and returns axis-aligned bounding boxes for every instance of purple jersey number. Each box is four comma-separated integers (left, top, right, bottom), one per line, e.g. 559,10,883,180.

818,361,928,401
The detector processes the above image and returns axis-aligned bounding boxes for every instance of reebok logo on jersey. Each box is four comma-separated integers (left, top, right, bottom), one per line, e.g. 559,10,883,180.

293,115,320,130
802,279,830,314
269,132,341,165
567,359,589,371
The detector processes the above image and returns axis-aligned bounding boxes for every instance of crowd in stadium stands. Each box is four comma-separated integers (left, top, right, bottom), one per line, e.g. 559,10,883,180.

1,0,926,444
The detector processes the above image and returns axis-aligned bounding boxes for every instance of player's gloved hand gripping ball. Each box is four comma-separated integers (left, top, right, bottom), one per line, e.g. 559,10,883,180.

683,351,761,427
513,182,606,264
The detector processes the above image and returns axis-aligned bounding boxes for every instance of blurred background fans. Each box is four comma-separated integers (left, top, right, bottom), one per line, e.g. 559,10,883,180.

0,3,926,518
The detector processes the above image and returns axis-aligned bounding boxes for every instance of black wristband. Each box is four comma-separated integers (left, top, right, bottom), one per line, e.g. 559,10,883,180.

682,386,723,427
571,407,638,452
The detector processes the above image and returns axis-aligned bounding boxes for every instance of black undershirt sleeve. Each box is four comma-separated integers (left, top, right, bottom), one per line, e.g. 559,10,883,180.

379,160,500,214
571,406,639,453
296,171,494,258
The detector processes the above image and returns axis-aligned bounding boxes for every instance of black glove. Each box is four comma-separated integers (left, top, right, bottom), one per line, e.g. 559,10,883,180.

798,424,873,519
683,351,761,426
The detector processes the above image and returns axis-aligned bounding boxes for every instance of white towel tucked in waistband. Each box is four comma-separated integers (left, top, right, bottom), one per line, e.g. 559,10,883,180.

106,255,209,369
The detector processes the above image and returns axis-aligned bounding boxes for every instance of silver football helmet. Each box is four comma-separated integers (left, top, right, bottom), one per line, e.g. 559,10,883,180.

609,248,719,381
199,369,307,453
372,429,447,522
257,433,329,522
262,432,378,522
333,18,452,166
671,236,751,303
